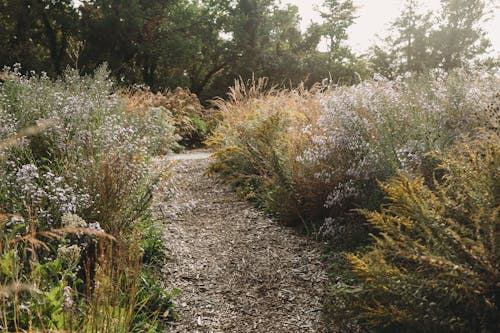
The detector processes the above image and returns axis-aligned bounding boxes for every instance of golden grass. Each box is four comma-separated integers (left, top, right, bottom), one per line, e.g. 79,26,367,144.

119,86,207,139
208,78,332,228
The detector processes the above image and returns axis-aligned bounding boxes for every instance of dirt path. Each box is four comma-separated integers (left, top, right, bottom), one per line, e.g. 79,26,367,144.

154,150,329,333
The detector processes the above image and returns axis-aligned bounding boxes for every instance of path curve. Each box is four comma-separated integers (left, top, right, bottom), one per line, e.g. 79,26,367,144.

165,150,212,161
154,151,329,333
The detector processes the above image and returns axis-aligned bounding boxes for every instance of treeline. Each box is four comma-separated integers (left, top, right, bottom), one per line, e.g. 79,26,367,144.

0,0,497,101
371,0,499,77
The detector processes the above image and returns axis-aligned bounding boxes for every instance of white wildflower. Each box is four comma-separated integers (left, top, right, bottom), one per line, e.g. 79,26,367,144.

62,286,74,312
61,213,87,228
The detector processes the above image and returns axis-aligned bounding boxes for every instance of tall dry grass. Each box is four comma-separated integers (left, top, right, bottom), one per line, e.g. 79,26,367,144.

209,70,499,238
208,78,330,231
121,86,213,148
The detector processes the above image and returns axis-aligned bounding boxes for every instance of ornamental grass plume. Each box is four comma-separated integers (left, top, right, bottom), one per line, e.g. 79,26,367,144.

208,78,329,231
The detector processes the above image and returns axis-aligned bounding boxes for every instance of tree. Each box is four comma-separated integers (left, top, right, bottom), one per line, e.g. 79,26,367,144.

0,0,367,101
319,0,357,65
79,0,161,84
391,0,434,72
182,0,234,98
315,0,368,84
229,0,274,79
431,0,492,70
370,0,435,76
0,0,77,75
369,42,399,79
370,0,494,76
34,0,78,74
78,0,236,98
210,0,313,95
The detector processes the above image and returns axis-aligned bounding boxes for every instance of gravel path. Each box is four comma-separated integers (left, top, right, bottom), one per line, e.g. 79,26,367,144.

154,150,329,333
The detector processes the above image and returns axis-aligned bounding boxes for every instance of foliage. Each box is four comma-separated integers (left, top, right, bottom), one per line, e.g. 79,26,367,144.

208,78,328,231
370,0,496,76
138,218,167,269
210,70,499,238
330,131,499,332
1,0,496,101
132,270,179,332
433,0,493,70
0,0,368,102
122,86,212,148
0,0,78,76
319,0,357,66
303,69,498,225
83,239,174,333
0,67,175,332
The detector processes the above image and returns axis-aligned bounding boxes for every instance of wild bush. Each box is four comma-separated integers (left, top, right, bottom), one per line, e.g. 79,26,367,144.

122,86,213,148
0,212,114,332
305,70,498,233
208,79,329,231
328,130,499,332
210,70,499,238
0,66,175,331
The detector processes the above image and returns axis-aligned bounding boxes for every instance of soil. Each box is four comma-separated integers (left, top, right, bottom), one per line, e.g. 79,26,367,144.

153,150,330,333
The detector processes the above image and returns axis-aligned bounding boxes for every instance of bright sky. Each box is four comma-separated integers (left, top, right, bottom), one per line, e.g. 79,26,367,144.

283,0,500,55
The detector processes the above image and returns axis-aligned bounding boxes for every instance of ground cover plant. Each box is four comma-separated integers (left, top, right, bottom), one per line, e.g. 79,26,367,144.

0,65,178,332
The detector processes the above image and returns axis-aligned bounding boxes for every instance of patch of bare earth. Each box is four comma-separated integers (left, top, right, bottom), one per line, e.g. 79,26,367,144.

154,150,329,333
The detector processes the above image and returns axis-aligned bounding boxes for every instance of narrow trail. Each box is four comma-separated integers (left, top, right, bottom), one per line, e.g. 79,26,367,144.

154,150,329,333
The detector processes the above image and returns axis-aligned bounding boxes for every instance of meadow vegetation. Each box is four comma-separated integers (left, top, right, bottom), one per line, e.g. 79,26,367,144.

208,69,499,332
1,0,498,332
329,131,499,332
0,65,179,332
121,86,214,148
2,61,497,332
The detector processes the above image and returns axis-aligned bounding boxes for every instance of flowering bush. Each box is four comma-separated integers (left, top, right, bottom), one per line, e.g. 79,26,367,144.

305,70,498,212
210,70,499,238
0,66,176,331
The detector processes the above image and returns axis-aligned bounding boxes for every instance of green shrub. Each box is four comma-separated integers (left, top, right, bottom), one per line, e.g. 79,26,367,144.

132,270,179,332
138,218,167,269
330,130,499,332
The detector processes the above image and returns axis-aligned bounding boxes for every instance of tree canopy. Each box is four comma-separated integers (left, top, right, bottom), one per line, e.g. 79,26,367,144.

370,0,496,77
0,0,496,100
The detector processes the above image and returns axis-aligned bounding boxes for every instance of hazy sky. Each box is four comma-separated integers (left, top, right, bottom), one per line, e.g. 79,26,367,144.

283,0,500,55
